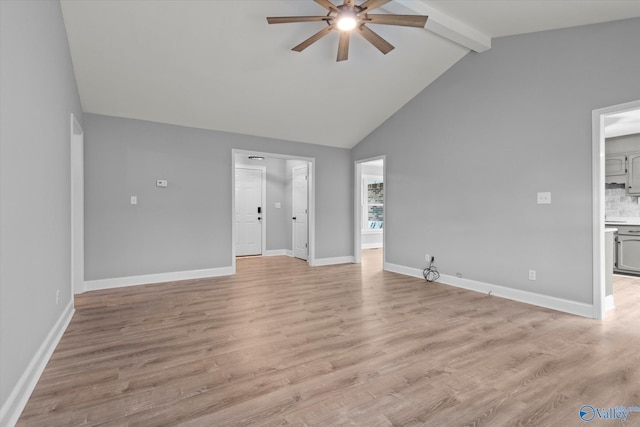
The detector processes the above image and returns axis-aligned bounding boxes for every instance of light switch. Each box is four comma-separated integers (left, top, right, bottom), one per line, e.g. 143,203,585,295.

131,196,137,205
537,192,551,204
275,202,281,209
156,179,168,188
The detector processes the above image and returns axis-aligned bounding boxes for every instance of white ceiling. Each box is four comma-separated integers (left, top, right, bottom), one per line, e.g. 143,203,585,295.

423,0,640,38
60,1,640,149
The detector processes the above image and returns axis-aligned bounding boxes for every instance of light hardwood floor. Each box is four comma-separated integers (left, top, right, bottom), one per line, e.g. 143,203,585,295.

18,250,640,426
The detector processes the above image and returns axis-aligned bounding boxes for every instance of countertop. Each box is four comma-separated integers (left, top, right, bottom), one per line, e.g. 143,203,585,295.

605,217,640,226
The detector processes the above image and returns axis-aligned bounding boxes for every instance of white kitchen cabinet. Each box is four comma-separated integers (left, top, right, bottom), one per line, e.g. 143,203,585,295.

614,225,640,275
605,154,627,184
617,235,640,273
627,153,640,195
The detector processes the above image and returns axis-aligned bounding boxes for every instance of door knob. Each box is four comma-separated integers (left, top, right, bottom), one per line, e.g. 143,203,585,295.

292,217,297,220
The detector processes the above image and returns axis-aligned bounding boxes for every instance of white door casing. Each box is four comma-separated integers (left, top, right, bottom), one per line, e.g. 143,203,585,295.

293,164,308,260
70,113,85,294
235,167,264,256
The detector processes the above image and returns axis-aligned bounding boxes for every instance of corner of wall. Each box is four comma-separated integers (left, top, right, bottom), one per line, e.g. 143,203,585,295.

0,302,74,427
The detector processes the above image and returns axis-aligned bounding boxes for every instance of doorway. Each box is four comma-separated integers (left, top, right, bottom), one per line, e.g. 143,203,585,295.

231,150,315,268
592,99,640,319
354,156,385,267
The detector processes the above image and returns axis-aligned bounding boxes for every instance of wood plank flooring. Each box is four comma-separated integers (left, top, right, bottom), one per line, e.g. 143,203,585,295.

17,250,640,426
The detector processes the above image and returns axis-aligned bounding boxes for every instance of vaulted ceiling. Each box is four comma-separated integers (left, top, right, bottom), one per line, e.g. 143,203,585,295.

60,1,640,149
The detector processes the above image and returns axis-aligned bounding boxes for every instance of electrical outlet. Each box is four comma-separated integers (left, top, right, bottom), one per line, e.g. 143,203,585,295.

56,289,60,304
156,179,168,188
131,196,137,205
425,254,431,262
529,270,537,280
537,192,551,204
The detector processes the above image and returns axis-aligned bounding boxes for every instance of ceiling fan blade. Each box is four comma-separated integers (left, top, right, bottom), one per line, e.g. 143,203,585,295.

337,31,350,61
356,25,394,54
359,0,392,12
267,16,331,24
292,25,335,52
365,14,428,27
314,0,339,12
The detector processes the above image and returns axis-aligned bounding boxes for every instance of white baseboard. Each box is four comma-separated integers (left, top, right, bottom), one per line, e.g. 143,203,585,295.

384,262,594,318
604,294,615,311
384,262,424,279
362,243,383,249
84,266,235,292
264,250,290,257
0,300,74,427
311,256,355,267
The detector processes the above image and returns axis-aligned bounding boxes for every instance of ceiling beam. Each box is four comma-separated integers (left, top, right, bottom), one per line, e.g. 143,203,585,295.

381,0,492,53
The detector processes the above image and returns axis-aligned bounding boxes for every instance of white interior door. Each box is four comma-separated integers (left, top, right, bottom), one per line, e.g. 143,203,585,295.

235,167,263,256
293,164,308,260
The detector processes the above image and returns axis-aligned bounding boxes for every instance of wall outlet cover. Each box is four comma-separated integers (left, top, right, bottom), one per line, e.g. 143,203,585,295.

537,192,551,204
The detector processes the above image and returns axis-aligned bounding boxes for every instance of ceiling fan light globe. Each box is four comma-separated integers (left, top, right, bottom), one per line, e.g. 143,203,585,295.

337,16,357,31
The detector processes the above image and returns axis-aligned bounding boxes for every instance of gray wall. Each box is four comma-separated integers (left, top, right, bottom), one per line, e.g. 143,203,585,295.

362,163,384,176
352,18,640,304
84,114,352,280
264,158,289,251
0,0,82,413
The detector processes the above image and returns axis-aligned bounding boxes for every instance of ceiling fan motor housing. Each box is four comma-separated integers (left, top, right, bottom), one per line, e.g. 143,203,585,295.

327,4,365,27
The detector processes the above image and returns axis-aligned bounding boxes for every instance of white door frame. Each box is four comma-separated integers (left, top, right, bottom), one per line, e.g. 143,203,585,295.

591,99,640,319
234,164,266,257
70,113,85,294
354,155,386,265
231,149,316,270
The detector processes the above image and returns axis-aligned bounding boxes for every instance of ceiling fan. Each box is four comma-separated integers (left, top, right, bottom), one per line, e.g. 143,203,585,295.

267,0,428,62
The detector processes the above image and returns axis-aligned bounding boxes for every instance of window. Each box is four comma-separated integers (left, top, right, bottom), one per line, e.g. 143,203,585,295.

363,175,383,231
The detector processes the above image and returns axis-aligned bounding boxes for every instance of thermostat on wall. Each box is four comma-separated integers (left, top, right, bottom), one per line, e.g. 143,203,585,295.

156,180,168,188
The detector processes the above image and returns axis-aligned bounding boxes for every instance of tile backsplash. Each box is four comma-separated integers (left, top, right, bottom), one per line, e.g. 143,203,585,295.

606,184,640,218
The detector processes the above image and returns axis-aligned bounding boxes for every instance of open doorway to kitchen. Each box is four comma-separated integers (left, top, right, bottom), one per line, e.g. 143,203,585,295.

592,99,640,319
232,150,315,271
354,156,385,270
